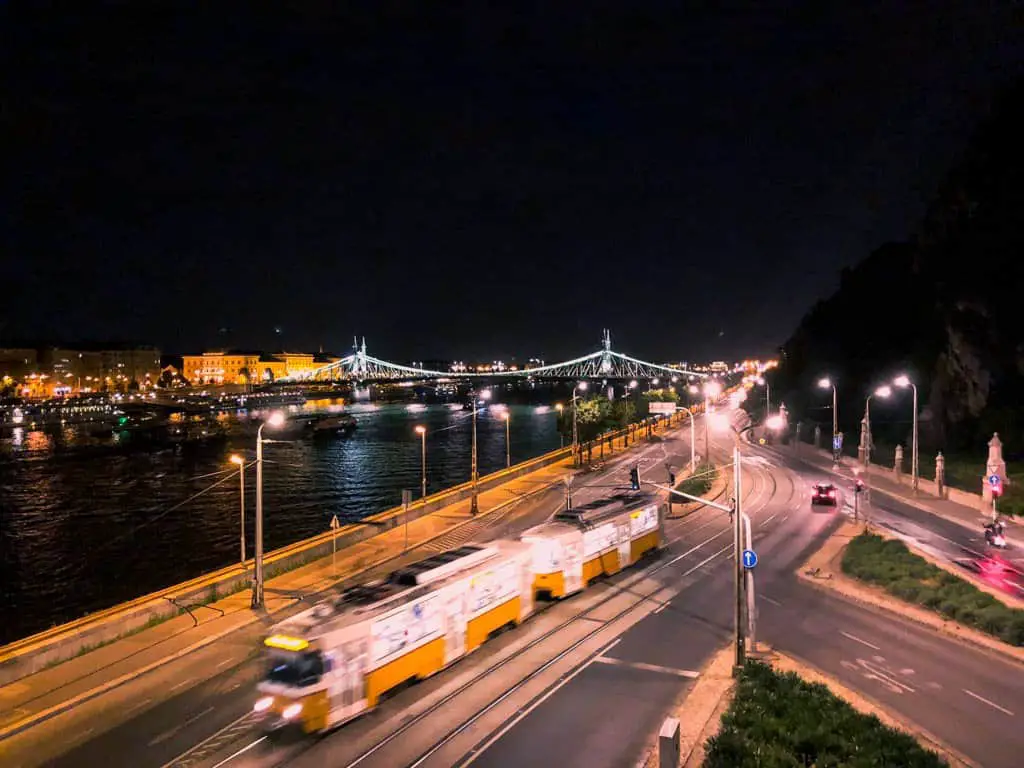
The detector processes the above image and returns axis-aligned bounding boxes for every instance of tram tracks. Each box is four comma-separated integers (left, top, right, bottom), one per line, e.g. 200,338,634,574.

167,436,776,768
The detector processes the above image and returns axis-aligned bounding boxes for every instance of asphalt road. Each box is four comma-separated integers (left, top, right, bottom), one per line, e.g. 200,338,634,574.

469,438,1024,768
33,420,704,768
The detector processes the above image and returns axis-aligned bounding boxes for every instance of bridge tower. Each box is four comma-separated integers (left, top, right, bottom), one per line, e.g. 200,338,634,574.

600,328,614,375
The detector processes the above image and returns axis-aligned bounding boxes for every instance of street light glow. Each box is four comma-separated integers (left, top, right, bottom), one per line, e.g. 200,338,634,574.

501,411,509,421
652,378,659,386
874,385,892,398
555,403,564,412
267,411,286,427
414,425,426,435
704,381,722,397
577,381,588,391
629,380,638,389
894,375,911,388
765,415,784,430
688,385,699,395
817,377,832,389
479,389,492,401
229,454,244,465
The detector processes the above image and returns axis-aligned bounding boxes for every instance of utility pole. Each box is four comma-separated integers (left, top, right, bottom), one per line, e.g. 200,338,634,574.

733,445,745,672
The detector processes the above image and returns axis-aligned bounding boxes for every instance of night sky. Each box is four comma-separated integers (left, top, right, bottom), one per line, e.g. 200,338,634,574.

5,3,1020,363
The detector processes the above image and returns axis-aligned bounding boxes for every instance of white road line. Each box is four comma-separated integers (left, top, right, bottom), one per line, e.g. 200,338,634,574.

840,631,881,651
462,637,621,766
963,689,1014,716
170,677,195,692
593,656,699,679
148,706,214,746
758,512,779,528
652,600,671,614
781,514,789,523
211,736,267,768
215,658,232,669
124,697,152,716
761,595,782,607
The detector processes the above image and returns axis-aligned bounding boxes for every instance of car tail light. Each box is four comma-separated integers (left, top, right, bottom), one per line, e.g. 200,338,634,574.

828,490,836,498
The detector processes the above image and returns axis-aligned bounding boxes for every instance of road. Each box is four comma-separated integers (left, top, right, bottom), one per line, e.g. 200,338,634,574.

31,416,706,768
29,411,1024,768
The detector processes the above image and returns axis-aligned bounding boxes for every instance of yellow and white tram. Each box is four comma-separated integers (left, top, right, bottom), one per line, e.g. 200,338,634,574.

253,492,664,735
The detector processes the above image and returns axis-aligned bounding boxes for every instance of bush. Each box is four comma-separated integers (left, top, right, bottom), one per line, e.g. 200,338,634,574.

704,660,946,768
674,463,716,499
842,532,1024,646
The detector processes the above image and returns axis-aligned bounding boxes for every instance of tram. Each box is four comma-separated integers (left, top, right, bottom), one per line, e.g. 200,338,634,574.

253,492,664,735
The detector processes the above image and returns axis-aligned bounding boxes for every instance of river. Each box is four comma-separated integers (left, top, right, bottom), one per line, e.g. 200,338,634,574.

0,400,562,644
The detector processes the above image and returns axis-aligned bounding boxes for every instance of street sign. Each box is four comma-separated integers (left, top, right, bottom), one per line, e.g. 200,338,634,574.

742,549,758,569
989,474,1001,487
649,402,676,414
833,434,843,451
330,515,340,530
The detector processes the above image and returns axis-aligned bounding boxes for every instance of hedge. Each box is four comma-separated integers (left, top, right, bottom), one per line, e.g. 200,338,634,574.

674,463,716,499
705,660,946,768
842,532,1024,646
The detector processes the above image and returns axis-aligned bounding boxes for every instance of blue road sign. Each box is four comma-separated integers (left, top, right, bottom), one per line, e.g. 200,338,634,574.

742,549,758,569
833,435,843,451
989,474,1001,487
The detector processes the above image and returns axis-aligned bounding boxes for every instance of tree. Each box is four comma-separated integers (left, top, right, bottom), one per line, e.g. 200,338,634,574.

612,399,635,428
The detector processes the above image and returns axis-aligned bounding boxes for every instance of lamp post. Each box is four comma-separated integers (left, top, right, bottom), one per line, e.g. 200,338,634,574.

894,375,919,491
756,376,770,417
470,388,491,515
818,377,838,461
252,411,285,609
414,425,427,498
555,403,564,448
572,382,588,467
502,410,511,468
678,406,696,470
862,385,891,508
230,454,246,567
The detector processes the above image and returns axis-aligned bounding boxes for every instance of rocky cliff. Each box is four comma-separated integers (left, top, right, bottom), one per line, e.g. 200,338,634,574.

775,80,1024,452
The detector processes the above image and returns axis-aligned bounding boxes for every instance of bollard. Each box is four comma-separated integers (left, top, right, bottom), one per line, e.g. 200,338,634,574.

659,717,681,768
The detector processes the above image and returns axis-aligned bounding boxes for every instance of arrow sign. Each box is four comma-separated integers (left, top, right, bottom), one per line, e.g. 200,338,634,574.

330,515,340,531
742,549,758,569
989,474,1001,487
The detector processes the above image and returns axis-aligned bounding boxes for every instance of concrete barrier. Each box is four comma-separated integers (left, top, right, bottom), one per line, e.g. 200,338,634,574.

0,419,661,685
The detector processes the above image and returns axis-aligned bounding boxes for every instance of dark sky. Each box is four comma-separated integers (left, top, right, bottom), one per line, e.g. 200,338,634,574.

5,2,1020,363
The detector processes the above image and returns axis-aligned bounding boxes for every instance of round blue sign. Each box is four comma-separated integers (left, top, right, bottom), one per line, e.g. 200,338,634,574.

989,474,1001,487
742,549,758,569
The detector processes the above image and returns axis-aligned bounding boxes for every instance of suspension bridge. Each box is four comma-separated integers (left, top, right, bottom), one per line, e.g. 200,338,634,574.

281,330,707,383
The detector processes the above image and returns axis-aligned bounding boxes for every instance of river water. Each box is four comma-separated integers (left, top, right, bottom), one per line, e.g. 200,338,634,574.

0,401,561,643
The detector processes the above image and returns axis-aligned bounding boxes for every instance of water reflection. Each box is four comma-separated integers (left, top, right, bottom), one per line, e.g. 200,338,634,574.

0,403,560,642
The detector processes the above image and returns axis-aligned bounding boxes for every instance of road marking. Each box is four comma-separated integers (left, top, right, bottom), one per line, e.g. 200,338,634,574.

652,600,671,614
211,736,267,768
462,637,621,766
124,697,152,716
758,512,779,528
148,706,214,746
594,656,700,679
963,689,1014,716
170,677,195,692
761,595,782,607
840,631,881,651
215,658,232,669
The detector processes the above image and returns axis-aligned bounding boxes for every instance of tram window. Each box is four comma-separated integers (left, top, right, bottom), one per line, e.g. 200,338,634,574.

266,650,325,686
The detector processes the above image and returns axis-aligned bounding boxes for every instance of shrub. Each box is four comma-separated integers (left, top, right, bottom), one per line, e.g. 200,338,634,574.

674,463,716,499
704,660,946,767
841,532,1024,647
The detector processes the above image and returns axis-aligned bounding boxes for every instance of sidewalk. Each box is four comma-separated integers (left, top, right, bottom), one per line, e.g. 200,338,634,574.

0,413,686,751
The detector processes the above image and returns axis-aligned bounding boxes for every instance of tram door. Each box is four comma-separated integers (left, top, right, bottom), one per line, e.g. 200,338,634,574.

444,587,466,664
329,639,367,724
616,521,631,569
564,538,584,595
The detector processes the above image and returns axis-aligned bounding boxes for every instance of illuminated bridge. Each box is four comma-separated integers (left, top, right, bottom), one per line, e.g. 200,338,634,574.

282,331,707,384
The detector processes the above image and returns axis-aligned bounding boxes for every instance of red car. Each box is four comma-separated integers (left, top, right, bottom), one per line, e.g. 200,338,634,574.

811,483,838,506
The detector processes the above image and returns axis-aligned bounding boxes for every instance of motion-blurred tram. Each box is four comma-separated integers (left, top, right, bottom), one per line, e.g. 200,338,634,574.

253,491,665,735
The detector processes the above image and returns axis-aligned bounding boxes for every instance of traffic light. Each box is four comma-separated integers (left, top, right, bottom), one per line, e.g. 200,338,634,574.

630,466,640,490
669,471,676,486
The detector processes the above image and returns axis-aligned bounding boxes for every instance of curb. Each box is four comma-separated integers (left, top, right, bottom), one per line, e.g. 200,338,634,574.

0,477,562,744
795,540,1024,668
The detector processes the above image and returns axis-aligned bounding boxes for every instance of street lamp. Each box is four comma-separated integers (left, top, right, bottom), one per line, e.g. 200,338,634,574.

756,376,770,417
230,454,246,566
572,382,587,467
893,375,918,491
818,377,838,462
678,405,696,470
470,388,491,515
252,411,285,609
502,410,511,468
555,403,564,448
414,425,427,498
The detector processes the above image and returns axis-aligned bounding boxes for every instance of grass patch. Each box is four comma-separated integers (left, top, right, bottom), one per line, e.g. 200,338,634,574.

842,532,1024,646
705,660,946,767
674,463,716,499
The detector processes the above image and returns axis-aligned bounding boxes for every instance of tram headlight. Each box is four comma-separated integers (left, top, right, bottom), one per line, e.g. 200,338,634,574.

254,696,274,713
282,702,303,720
